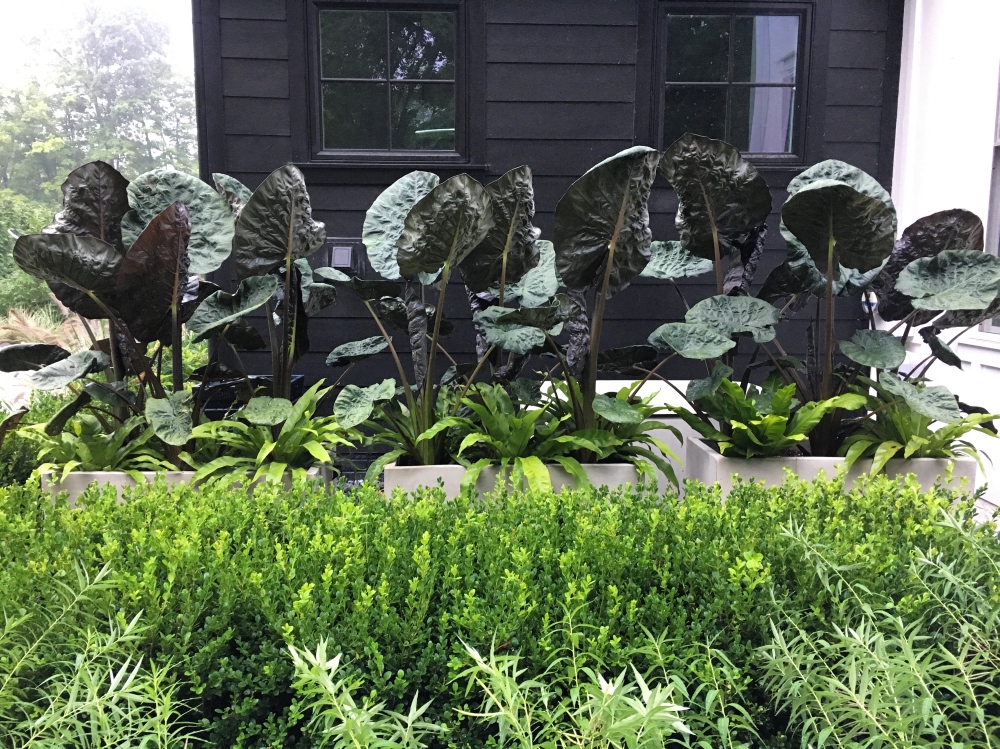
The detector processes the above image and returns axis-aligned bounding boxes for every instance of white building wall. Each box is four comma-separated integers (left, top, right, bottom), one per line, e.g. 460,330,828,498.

891,0,1000,506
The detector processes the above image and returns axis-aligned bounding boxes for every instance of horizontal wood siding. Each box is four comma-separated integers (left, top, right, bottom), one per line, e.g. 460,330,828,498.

196,0,903,386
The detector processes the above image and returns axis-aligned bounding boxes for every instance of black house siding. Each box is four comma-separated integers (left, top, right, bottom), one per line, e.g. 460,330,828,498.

193,0,904,383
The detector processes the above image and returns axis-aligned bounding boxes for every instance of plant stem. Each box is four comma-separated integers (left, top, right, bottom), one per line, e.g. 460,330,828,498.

628,353,675,399
363,300,416,415
821,213,836,401
699,182,724,296
498,204,519,307
545,334,584,427
281,191,296,400
450,345,496,417
421,260,452,463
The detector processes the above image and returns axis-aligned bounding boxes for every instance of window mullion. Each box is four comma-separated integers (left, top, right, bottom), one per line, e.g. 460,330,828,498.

725,14,735,144
386,10,392,150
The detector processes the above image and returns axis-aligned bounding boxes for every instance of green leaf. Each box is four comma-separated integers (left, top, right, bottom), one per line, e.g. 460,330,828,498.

919,327,963,369
781,177,896,273
685,295,780,343
592,394,644,425
145,390,194,446
596,345,659,374
221,318,266,351
640,240,714,280
0,343,71,372
517,455,552,493
896,249,1000,310
397,174,494,279
872,440,904,474
496,239,559,308
879,371,962,424
659,134,772,263
27,350,110,390
686,362,733,401
322,271,402,303
838,329,905,369
647,323,735,359
872,209,984,322
295,259,338,317
473,307,549,356
188,276,278,341
461,165,540,293
212,173,253,219
13,233,122,317
495,303,562,331
554,146,660,295
126,167,235,275
44,161,131,251
44,392,93,436
326,336,389,367
334,380,394,429
363,171,440,281
239,396,293,426
114,202,191,343
233,164,326,279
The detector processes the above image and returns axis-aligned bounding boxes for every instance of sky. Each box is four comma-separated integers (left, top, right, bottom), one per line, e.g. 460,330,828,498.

0,0,195,88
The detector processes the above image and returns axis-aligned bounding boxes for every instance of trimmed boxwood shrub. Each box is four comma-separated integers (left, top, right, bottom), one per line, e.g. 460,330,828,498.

0,474,979,748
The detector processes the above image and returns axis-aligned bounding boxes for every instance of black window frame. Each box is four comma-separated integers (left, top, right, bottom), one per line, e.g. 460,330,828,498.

301,0,481,168
639,1,815,168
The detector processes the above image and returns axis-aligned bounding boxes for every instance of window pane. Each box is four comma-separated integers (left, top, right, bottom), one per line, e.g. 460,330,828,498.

729,86,795,152
390,12,455,80
665,15,730,82
323,81,389,149
391,83,455,150
663,86,727,147
320,10,387,79
733,16,799,83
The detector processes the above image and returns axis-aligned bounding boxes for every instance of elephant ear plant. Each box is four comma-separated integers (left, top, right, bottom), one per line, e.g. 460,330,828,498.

4,160,254,469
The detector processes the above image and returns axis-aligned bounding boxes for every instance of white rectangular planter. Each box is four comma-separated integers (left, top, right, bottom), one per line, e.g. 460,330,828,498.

383,462,641,499
41,471,197,507
686,438,978,495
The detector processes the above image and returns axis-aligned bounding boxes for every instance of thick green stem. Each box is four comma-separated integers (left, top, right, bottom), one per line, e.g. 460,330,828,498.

171,305,183,393
363,300,416,415
450,345,496,417
421,260,452,461
281,206,295,400
498,204,519,308
821,214,836,401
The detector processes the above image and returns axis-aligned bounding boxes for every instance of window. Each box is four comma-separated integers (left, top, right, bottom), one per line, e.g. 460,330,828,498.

661,13,802,154
318,8,457,152
984,81,1000,331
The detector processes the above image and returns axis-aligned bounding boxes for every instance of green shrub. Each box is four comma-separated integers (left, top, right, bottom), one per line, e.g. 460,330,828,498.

0,390,71,486
0,474,982,749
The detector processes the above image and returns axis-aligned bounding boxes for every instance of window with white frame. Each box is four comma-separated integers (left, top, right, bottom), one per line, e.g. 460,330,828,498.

985,85,1000,331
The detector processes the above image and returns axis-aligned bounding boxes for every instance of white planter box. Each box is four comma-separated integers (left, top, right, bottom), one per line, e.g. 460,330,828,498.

42,465,334,506
41,471,197,507
686,437,978,495
383,462,641,499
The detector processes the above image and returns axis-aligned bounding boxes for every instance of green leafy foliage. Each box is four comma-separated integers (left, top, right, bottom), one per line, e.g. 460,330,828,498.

186,380,358,484
675,378,866,458
0,475,984,749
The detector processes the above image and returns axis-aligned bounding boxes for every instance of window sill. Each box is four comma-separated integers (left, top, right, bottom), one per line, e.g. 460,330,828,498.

295,160,490,183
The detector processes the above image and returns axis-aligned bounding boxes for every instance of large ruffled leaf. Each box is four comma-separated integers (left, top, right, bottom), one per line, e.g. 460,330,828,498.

326,336,389,367
659,133,772,263
187,275,278,341
872,209,984,322
647,322,735,359
28,350,110,390
145,390,193,446
896,249,1000,310
239,396,292,426
640,240,714,280
126,167,235,275
685,295,779,343
213,173,253,219
233,165,326,279
592,394,643,424
334,379,395,428
44,161,130,252
473,306,556,356
596,345,659,374
495,239,559,307
114,202,191,344
919,327,963,369
554,146,659,295
838,329,905,369
0,343,70,372
879,371,961,424
686,362,734,401
13,233,122,318
363,171,440,281
396,174,494,279
295,259,338,317
461,165,540,293
495,303,562,331
320,269,402,302
781,178,895,274
221,318,267,350
936,297,1000,329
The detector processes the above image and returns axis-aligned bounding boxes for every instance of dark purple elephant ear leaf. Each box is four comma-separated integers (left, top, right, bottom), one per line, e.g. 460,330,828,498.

44,161,131,252
872,208,984,322
114,202,192,344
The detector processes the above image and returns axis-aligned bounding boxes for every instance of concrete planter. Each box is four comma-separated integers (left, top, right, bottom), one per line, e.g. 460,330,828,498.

686,437,978,495
42,465,335,506
383,462,642,499
41,471,197,507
